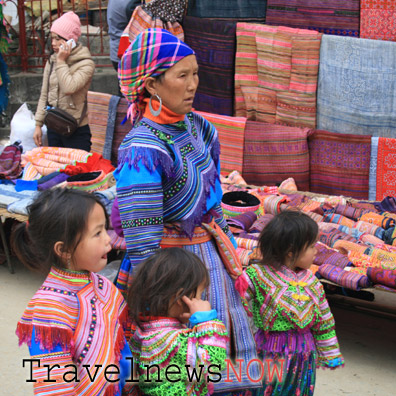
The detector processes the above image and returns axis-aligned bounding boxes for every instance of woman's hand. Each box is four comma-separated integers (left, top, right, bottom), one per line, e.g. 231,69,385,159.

33,125,43,146
57,40,72,62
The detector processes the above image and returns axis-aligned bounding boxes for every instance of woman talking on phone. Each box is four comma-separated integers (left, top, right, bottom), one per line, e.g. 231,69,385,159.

33,11,95,152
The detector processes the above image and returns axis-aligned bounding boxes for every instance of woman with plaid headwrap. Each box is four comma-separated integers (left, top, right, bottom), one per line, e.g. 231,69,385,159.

112,28,260,394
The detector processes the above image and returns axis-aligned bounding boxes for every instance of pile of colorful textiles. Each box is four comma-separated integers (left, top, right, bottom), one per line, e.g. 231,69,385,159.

224,177,396,292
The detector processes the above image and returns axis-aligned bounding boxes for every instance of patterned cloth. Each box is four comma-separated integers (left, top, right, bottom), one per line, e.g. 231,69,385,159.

197,111,246,176
236,264,344,395
22,147,92,180
318,264,372,290
313,242,351,269
266,0,360,36
87,91,120,160
186,0,267,18
360,0,396,41
242,121,310,190
360,212,395,230
376,137,396,200
235,23,322,129
111,97,132,165
16,267,131,396
369,137,379,201
308,129,371,199
118,28,194,124
0,141,23,179
317,35,396,137
131,317,228,395
367,267,396,289
184,17,237,116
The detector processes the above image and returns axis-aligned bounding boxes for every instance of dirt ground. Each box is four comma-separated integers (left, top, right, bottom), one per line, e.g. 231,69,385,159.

1,259,396,396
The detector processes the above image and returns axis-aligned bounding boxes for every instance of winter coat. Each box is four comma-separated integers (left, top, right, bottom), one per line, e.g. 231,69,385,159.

35,44,95,127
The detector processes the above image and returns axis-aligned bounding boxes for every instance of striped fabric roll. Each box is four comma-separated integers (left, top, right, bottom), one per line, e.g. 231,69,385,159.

22,147,92,180
318,264,371,290
197,111,247,176
313,242,351,269
360,0,396,41
364,247,396,264
360,212,396,230
322,212,356,228
309,130,371,199
333,204,371,221
263,194,289,215
333,240,368,255
235,23,322,128
266,0,360,37
319,228,356,248
354,220,385,239
360,233,384,247
367,267,396,289
227,211,258,231
235,237,258,250
236,247,254,267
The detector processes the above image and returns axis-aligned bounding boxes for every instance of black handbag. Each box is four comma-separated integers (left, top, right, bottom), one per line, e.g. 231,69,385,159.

43,61,87,137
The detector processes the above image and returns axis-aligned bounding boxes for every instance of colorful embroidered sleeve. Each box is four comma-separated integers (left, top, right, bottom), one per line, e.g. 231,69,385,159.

115,154,164,270
187,319,228,373
311,282,344,368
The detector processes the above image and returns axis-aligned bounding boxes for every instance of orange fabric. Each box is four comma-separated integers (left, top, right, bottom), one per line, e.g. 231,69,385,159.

142,98,185,124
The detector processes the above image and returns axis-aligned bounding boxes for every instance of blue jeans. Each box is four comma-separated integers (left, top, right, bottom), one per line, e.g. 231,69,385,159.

47,123,92,152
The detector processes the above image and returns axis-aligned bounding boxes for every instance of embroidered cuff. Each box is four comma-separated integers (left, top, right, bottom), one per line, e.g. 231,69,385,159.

189,309,217,325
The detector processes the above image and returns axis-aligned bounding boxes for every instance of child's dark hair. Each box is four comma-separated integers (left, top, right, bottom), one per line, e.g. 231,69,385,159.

11,188,109,273
128,247,209,324
258,210,318,267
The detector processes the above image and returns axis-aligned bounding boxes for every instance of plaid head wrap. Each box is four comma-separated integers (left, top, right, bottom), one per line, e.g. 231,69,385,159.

118,28,195,124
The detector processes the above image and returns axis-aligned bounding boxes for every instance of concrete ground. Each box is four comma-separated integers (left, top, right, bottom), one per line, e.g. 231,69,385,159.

1,258,396,396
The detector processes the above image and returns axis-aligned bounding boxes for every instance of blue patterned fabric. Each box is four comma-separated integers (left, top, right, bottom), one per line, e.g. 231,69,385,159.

115,112,230,275
317,35,396,137
369,137,379,201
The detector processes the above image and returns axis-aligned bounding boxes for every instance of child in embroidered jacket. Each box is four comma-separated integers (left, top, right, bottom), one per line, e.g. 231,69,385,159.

128,247,228,396
13,188,133,396
236,210,344,396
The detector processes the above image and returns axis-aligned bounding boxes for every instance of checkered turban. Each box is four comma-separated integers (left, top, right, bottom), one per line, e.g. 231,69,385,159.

118,28,195,124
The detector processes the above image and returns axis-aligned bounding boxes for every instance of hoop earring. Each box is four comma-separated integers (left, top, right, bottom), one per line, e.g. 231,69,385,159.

149,93,162,117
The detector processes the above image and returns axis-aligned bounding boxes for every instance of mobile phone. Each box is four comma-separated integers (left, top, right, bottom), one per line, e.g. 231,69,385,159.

66,38,76,49
61,38,76,50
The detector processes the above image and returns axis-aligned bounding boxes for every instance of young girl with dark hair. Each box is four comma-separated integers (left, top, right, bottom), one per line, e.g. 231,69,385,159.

236,210,344,396
128,247,228,395
13,188,133,396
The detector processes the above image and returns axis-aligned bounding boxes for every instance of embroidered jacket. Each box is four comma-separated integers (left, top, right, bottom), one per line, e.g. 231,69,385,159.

237,264,344,368
114,112,233,270
130,317,228,396
16,267,132,396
